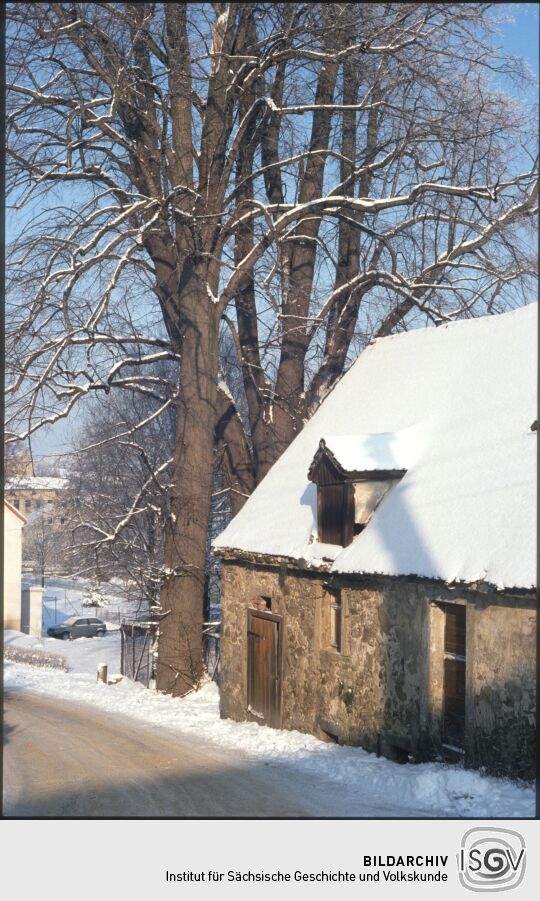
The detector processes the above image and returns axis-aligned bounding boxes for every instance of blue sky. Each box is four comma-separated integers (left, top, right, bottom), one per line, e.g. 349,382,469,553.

498,3,539,75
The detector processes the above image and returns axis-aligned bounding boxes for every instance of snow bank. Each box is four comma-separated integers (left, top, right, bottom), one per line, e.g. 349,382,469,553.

5,663,533,818
4,629,43,649
215,304,537,590
4,628,120,674
4,629,67,669
4,646,67,670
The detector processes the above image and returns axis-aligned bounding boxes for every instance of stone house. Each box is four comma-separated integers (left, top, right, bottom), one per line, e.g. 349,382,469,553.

214,304,536,780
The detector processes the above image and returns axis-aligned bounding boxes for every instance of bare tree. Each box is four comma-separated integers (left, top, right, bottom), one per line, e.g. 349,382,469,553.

66,334,239,615
23,503,70,585
66,386,173,606
6,3,537,695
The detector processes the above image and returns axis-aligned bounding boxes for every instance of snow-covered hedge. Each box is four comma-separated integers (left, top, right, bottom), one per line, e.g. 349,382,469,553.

4,646,67,671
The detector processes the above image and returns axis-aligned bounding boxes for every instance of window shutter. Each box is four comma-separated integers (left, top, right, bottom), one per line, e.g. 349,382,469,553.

319,482,354,546
341,482,354,546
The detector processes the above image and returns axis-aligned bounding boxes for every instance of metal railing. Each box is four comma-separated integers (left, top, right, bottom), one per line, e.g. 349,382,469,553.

120,621,157,688
119,620,221,689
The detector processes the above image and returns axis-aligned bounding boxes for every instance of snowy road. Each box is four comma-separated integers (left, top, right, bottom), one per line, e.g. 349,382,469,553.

3,690,429,818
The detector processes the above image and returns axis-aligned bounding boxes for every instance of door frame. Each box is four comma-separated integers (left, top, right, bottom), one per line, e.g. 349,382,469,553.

440,601,467,759
246,607,283,729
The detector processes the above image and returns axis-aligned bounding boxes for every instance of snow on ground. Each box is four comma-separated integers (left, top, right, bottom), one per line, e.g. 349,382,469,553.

14,576,125,673
4,630,44,650
6,574,146,675
5,627,121,674
37,575,143,632
5,654,533,819
6,574,534,817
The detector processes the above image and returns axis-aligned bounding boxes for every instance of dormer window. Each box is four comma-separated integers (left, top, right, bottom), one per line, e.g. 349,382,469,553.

308,436,406,547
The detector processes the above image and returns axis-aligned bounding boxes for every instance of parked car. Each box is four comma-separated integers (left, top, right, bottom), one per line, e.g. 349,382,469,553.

47,616,107,640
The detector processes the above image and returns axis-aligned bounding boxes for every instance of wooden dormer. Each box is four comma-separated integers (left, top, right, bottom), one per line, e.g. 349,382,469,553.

308,438,406,547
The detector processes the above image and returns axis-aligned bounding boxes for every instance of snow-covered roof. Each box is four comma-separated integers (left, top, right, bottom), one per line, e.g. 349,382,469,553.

312,431,414,474
5,476,69,491
214,304,537,591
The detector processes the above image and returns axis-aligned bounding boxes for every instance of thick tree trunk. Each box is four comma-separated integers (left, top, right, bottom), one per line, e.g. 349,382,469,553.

215,386,257,516
156,266,220,697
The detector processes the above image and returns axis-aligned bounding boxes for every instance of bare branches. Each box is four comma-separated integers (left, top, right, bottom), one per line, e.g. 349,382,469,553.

6,3,537,690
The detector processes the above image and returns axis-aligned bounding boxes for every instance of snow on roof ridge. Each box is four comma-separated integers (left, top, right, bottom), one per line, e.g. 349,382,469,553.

318,429,418,472
366,302,536,347
6,475,69,489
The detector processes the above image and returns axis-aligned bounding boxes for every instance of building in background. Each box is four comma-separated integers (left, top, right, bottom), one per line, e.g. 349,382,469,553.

5,461,72,580
5,474,69,520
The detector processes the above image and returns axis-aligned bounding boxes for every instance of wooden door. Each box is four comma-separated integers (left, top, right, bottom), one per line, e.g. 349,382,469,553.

247,610,281,727
442,604,466,751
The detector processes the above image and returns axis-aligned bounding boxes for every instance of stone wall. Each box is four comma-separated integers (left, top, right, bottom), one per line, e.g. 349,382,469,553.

467,594,536,780
219,558,536,780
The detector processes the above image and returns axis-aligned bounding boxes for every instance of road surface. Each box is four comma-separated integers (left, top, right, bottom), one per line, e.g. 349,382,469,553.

3,690,428,817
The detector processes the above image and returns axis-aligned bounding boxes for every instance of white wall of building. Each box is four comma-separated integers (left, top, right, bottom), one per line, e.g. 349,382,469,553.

3,501,27,631
20,585,44,638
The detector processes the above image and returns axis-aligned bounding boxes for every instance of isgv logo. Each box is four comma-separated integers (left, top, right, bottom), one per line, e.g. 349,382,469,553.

458,828,526,892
